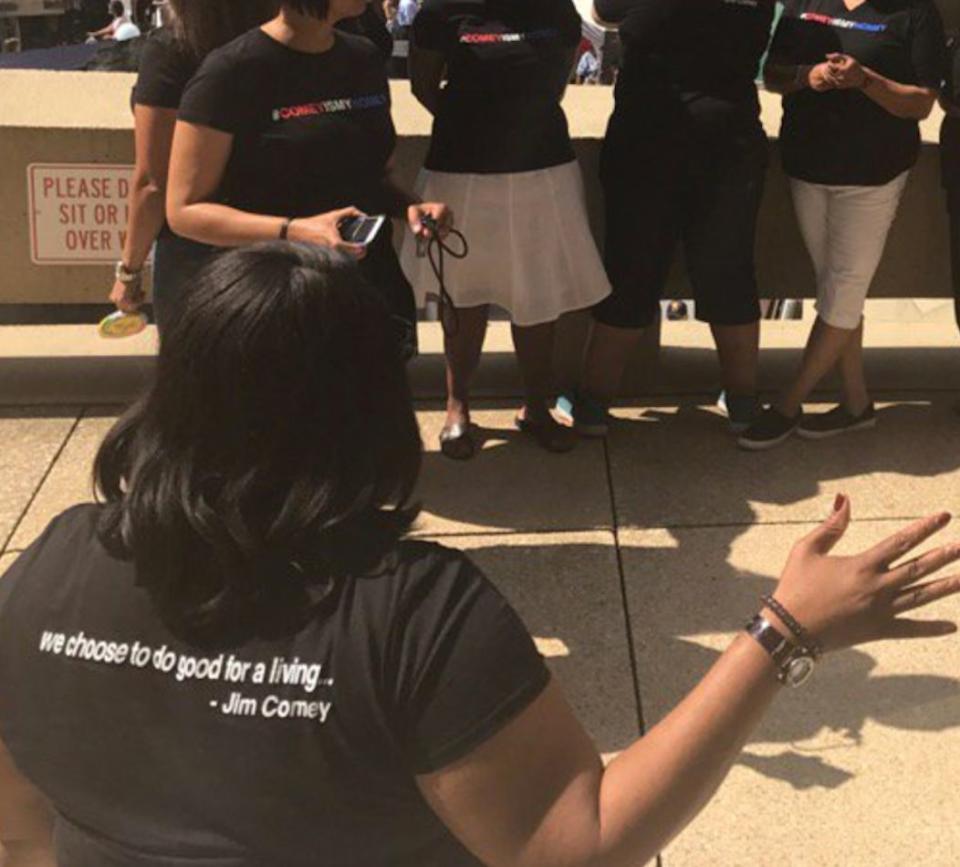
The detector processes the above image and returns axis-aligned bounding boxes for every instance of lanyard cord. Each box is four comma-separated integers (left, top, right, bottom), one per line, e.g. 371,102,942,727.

420,216,469,337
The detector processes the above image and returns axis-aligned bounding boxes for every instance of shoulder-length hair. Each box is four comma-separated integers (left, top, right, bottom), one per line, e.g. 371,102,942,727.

167,0,280,57
95,243,422,649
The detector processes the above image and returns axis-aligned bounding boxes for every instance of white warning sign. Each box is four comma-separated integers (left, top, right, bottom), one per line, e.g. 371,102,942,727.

28,163,133,265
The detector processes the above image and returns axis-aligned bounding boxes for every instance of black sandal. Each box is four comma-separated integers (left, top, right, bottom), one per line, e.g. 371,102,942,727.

515,412,578,453
439,422,477,461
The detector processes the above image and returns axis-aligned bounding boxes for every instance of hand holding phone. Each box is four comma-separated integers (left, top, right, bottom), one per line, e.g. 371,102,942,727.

338,214,386,246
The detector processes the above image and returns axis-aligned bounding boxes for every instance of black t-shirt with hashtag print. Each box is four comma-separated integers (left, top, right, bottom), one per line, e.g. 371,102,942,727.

0,504,550,866
178,28,397,218
770,0,946,186
413,0,583,173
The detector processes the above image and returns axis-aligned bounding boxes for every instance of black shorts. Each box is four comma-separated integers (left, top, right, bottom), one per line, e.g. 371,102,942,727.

593,125,767,329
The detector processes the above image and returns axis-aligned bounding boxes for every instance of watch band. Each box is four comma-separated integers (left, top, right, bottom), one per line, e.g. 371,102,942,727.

760,595,823,659
745,615,817,688
279,217,293,241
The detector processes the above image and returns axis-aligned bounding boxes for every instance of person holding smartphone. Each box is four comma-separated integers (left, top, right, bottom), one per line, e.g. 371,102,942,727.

741,0,945,449
166,0,450,358
404,0,611,458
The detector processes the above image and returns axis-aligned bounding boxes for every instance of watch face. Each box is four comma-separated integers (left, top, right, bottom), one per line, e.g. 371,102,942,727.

785,656,815,688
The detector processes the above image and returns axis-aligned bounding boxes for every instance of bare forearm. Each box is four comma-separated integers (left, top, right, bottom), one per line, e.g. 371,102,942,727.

1,841,56,867
168,203,286,248
764,63,810,96
122,182,166,270
862,70,935,119
595,635,779,867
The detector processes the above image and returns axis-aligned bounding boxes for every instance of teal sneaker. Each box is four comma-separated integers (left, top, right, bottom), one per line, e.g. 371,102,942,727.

717,390,761,434
555,392,610,437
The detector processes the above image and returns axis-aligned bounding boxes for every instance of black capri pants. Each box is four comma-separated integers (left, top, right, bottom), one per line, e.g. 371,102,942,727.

941,115,960,331
593,122,767,330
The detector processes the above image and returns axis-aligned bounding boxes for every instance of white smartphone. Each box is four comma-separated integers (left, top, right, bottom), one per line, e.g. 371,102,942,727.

338,215,386,246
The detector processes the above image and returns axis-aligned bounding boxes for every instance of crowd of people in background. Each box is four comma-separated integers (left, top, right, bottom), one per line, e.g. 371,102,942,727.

105,0,959,458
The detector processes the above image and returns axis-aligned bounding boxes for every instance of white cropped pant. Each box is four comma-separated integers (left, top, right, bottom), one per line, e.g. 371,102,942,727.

790,171,909,330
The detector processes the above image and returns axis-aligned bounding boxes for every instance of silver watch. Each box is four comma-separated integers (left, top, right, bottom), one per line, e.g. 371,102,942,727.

745,615,816,688
115,261,143,285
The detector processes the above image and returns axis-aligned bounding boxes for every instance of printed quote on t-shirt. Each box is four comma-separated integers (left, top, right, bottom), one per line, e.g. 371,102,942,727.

37,629,334,723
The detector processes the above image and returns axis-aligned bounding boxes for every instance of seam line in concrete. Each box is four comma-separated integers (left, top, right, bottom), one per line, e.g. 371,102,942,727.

602,438,647,737
412,525,615,539
1,408,85,556
619,514,941,534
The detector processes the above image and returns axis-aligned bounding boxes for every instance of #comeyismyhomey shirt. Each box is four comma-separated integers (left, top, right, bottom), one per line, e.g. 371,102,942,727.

413,0,583,173
178,27,396,219
0,504,549,866
770,0,946,186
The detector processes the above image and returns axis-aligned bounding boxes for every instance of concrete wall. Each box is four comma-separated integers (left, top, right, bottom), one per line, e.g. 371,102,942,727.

0,69,953,308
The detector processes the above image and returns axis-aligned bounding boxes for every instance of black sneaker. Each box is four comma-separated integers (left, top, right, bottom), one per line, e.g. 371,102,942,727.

798,403,876,440
737,407,800,451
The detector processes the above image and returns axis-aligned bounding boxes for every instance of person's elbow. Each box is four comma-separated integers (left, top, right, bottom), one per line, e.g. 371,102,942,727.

165,192,194,239
909,93,937,120
410,78,438,113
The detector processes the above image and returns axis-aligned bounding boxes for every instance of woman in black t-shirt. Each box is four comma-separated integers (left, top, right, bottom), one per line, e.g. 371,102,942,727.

3,243,959,866
166,0,448,360
557,0,775,440
109,0,278,333
404,0,611,458
740,0,945,450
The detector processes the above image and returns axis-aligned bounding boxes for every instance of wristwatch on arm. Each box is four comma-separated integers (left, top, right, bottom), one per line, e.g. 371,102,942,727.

115,261,144,287
745,614,818,688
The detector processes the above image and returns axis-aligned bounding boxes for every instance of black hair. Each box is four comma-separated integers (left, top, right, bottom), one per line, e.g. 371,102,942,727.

95,243,422,649
167,0,279,57
283,0,333,20
110,0,125,16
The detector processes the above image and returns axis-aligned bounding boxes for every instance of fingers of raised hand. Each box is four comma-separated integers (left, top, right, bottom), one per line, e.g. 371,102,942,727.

863,513,952,572
890,574,960,615
884,544,960,591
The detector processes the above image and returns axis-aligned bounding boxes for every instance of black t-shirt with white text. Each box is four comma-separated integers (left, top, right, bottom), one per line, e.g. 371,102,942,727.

770,0,945,186
0,504,549,866
413,0,582,173
178,28,397,219
596,0,776,148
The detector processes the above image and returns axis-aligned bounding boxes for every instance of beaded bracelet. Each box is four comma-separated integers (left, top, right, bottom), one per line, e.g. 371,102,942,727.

760,594,823,659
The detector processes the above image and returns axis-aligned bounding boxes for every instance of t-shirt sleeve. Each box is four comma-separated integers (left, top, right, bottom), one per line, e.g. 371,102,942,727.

411,0,450,52
909,2,947,89
389,546,550,774
133,31,195,109
558,0,585,47
177,50,256,134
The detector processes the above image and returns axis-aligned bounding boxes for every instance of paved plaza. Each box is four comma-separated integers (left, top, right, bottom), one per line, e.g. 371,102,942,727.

2,317,960,865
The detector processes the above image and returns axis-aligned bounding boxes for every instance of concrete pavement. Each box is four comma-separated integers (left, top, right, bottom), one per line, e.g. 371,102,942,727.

1,322,959,865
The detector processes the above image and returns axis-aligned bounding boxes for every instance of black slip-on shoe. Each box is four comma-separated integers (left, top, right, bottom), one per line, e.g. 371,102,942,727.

798,404,876,440
737,407,801,452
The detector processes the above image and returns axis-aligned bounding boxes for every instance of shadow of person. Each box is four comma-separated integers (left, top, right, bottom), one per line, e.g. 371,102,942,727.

621,525,960,792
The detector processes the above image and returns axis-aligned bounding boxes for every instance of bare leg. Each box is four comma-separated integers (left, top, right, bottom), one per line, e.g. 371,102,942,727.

775,316,859,418
711,321,760,397
837,319,869,415
512,321,558,420
444,304,489,428
579,320,646,403
513,321,577,451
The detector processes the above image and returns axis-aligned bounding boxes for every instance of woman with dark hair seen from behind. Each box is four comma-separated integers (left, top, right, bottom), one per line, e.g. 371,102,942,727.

2,244,960,866
108,0,279,333
165,0,449,359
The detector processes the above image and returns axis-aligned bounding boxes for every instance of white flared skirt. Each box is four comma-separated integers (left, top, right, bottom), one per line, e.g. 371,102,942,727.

400,160,611,326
